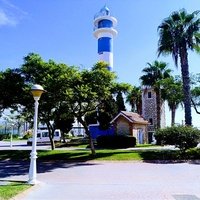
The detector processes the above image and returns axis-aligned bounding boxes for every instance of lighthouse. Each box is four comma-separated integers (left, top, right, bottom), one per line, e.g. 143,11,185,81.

93,5,118,71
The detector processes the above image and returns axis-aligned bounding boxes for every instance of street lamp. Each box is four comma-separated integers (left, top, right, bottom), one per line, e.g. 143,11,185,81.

28,84,45,185
2,114,15,148
10,123,15,148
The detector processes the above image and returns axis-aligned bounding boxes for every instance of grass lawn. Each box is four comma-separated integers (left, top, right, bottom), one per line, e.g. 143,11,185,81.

0,182,31,200
0,147,200,162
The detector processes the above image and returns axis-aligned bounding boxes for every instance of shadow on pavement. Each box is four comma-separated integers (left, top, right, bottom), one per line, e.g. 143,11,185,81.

0,160,99,179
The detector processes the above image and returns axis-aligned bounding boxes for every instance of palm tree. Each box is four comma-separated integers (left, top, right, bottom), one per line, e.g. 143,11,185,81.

160,76,183,126
140,60,171,129
126,86,142,114
158,9,200,126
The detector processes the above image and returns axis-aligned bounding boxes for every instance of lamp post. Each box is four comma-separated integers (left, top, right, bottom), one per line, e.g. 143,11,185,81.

10,123,14,148
96,107,99,124
28,84,44,185
2,114,15,148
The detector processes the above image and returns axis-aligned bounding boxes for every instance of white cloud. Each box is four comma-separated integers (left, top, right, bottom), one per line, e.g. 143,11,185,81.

0,9,16,26
0,0,27,27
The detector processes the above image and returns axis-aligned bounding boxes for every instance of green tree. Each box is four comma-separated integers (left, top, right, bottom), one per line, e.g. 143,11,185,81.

85,111,98,125
0,68,25,112
85,96,118,130
65,62,116,155
140,60,171,128
158,9,200,125
116,91,126,112
54,103,74,143
112,82,131,113
99,82,131,128
98,97,118,130
126,86,142,114
160,76,183,126
191,89,200,114
191,73,200,114
20,53,76,150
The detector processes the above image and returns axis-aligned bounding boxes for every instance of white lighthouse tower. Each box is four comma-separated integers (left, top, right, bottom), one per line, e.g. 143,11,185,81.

93,5,118,70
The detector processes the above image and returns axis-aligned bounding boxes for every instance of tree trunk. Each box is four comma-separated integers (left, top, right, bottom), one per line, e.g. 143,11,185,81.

137,99,143,115
191,98,200,114
61,131,66,143
77,117,96,156
47,123,55,150
49,134,55,150
86,129,96,156
180,47,192,126
171,106,176,126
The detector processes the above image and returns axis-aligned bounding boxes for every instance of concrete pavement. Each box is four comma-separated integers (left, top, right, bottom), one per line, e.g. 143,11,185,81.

1,141,200,199
0,140,51,150
0,160,200,200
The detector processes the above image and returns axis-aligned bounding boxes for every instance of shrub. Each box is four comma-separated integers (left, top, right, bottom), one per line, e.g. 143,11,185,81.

97,135,136,149
23,130,33,139
155,126,200,152
186,148,200,159
0,133,19,140
0,134,4,141
0,133,10,140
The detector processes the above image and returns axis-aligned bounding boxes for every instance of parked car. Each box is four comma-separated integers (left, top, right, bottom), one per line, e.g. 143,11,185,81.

27,129,61,145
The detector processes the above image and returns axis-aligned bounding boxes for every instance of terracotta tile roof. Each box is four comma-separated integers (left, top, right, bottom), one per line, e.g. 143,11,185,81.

120,111,149,124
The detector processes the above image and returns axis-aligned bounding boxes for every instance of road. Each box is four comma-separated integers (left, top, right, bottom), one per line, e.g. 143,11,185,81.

0,140,200,200
0,160,200,200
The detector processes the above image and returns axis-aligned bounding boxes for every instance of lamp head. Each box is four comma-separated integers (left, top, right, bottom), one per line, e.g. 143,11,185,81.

31,84,45,98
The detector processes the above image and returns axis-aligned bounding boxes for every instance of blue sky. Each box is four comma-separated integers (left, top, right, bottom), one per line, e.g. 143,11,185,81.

1,0,200,126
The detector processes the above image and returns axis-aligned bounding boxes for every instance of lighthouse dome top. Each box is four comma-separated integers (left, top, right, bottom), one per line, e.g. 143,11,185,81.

100,5,110,16
94,5,111,19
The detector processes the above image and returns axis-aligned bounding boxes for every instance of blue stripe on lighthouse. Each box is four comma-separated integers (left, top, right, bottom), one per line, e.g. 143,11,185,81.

98,19,113,28
107,66,112,71
98,37,112,53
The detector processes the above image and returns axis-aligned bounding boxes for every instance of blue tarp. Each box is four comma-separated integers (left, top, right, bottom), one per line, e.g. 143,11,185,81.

89,124,114,139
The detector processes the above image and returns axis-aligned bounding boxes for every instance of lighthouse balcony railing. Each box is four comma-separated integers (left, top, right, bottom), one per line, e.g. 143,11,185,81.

93,26,116,32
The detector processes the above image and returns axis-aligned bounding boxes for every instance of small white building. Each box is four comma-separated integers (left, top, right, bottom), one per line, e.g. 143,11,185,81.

111,111,149,144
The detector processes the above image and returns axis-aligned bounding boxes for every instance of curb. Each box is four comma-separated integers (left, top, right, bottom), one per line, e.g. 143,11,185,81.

11,182,44,200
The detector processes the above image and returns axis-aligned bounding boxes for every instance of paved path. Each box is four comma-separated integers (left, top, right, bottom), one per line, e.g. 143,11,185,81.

1,160,200,200
0,141,51,150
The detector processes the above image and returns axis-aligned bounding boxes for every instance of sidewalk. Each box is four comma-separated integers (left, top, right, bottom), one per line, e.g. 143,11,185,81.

1,160,199,200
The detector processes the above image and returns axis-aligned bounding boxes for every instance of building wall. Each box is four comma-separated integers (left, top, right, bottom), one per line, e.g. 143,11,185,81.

142,88,165,132
114,116,131,136
113,116,148,144
132,123,148,143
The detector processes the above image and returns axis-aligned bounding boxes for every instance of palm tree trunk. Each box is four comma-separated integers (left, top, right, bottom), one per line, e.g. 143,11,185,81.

180,48,192,126
171,106,176,126
137,99,142,115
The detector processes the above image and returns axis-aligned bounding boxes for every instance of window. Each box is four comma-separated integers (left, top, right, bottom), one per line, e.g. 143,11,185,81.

54,131,59,137
42,132,48,137
149,118,153,125
148,91,152,98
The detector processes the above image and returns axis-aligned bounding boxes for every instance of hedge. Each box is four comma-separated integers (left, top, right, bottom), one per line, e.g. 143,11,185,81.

155,126,200,152
97,135,136,149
